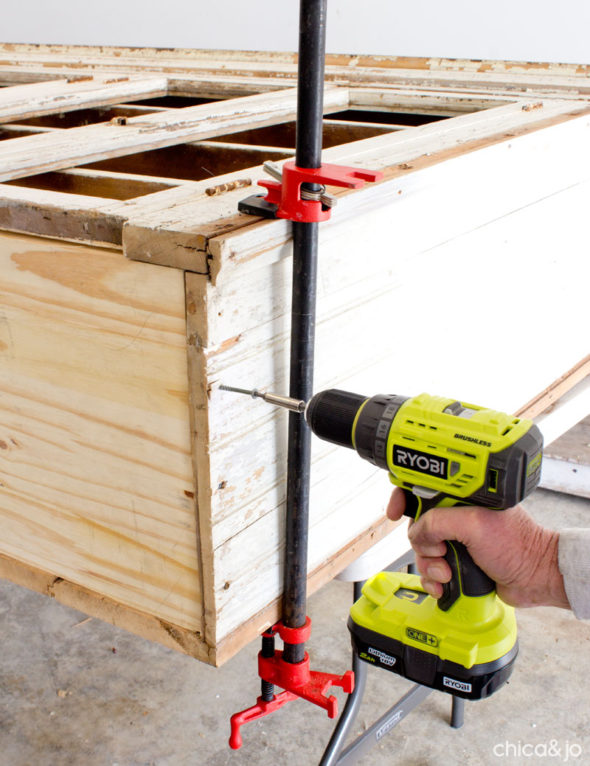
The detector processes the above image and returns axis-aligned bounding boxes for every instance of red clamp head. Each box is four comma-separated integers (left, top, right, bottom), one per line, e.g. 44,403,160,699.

259,161,383,222
238,161,383,223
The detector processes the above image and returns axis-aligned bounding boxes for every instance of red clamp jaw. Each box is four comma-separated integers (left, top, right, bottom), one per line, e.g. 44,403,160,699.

229,618,354,750
238,161,383,223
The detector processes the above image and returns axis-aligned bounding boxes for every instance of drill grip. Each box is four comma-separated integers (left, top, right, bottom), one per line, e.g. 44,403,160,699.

402,490,495,611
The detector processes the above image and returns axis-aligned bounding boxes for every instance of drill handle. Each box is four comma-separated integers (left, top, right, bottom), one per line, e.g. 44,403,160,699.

402,490,495,611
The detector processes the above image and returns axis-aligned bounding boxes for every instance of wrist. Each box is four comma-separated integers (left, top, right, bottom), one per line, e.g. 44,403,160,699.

544,530,570,609
522,528,569,609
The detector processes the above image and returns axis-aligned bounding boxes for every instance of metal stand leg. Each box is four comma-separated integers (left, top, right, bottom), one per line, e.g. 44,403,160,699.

319,641,368,766
451,696,465,729
334,683,432,766
319,583,367,766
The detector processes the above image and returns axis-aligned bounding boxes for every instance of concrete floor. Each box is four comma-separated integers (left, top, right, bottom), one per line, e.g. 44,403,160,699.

1,489,589,766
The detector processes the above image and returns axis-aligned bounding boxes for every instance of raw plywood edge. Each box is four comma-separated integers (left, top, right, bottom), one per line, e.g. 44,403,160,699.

185,271,217,647
516,355,590,419
0,552,213,663
212,515,401,666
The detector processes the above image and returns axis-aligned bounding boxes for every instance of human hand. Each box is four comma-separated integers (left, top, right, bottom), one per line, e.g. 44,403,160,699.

387,488,569,609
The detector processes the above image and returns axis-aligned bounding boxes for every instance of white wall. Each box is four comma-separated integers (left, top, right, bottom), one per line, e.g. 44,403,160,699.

3,0,590,64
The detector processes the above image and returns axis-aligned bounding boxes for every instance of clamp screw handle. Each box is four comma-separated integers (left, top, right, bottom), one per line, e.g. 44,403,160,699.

263,161,337,208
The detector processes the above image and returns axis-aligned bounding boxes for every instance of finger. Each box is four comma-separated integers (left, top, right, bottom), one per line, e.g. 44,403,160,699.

410,536,448,558
420,576,443,599
408,506,481,549
414,555,452,583
386,487,406,521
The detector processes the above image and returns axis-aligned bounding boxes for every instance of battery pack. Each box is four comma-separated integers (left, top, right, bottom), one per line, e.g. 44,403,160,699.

348,571,518,700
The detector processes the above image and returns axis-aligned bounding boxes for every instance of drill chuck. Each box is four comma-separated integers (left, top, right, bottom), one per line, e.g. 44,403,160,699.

305,389,367,449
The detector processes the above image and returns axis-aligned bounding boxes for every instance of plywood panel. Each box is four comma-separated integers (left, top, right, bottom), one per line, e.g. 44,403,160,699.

0,231,202,631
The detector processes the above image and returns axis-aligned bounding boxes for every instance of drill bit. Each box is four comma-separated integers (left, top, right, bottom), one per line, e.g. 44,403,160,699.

219,384,306,413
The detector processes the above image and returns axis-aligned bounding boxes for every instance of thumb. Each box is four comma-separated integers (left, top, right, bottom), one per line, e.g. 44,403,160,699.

386,487,407,521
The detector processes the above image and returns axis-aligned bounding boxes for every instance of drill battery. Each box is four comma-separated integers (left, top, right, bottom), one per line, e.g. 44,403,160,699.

348,570,518,699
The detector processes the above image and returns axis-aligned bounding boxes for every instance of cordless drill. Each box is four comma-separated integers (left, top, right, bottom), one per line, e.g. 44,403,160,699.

220,385,543,699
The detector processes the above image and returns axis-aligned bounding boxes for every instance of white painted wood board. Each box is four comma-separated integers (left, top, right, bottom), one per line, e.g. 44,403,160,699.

539,382,590,499
0,86,348,182
0,75,168,124
200,117,590,640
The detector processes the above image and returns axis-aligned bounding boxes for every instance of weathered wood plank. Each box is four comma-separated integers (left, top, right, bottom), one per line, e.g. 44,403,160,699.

348,87,511,115
2,45,590,99
0,124,56,137
0,86,349,183
121,100,590,276
545,415,590,464
0,183,127,245
0,75,169,124
123,168,269,271
87,139,293,182
212,515,393,664
0,231,202,631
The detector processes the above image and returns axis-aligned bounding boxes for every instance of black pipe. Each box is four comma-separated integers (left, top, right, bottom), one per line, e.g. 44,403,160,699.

294,0,327,167
282,0,327,666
